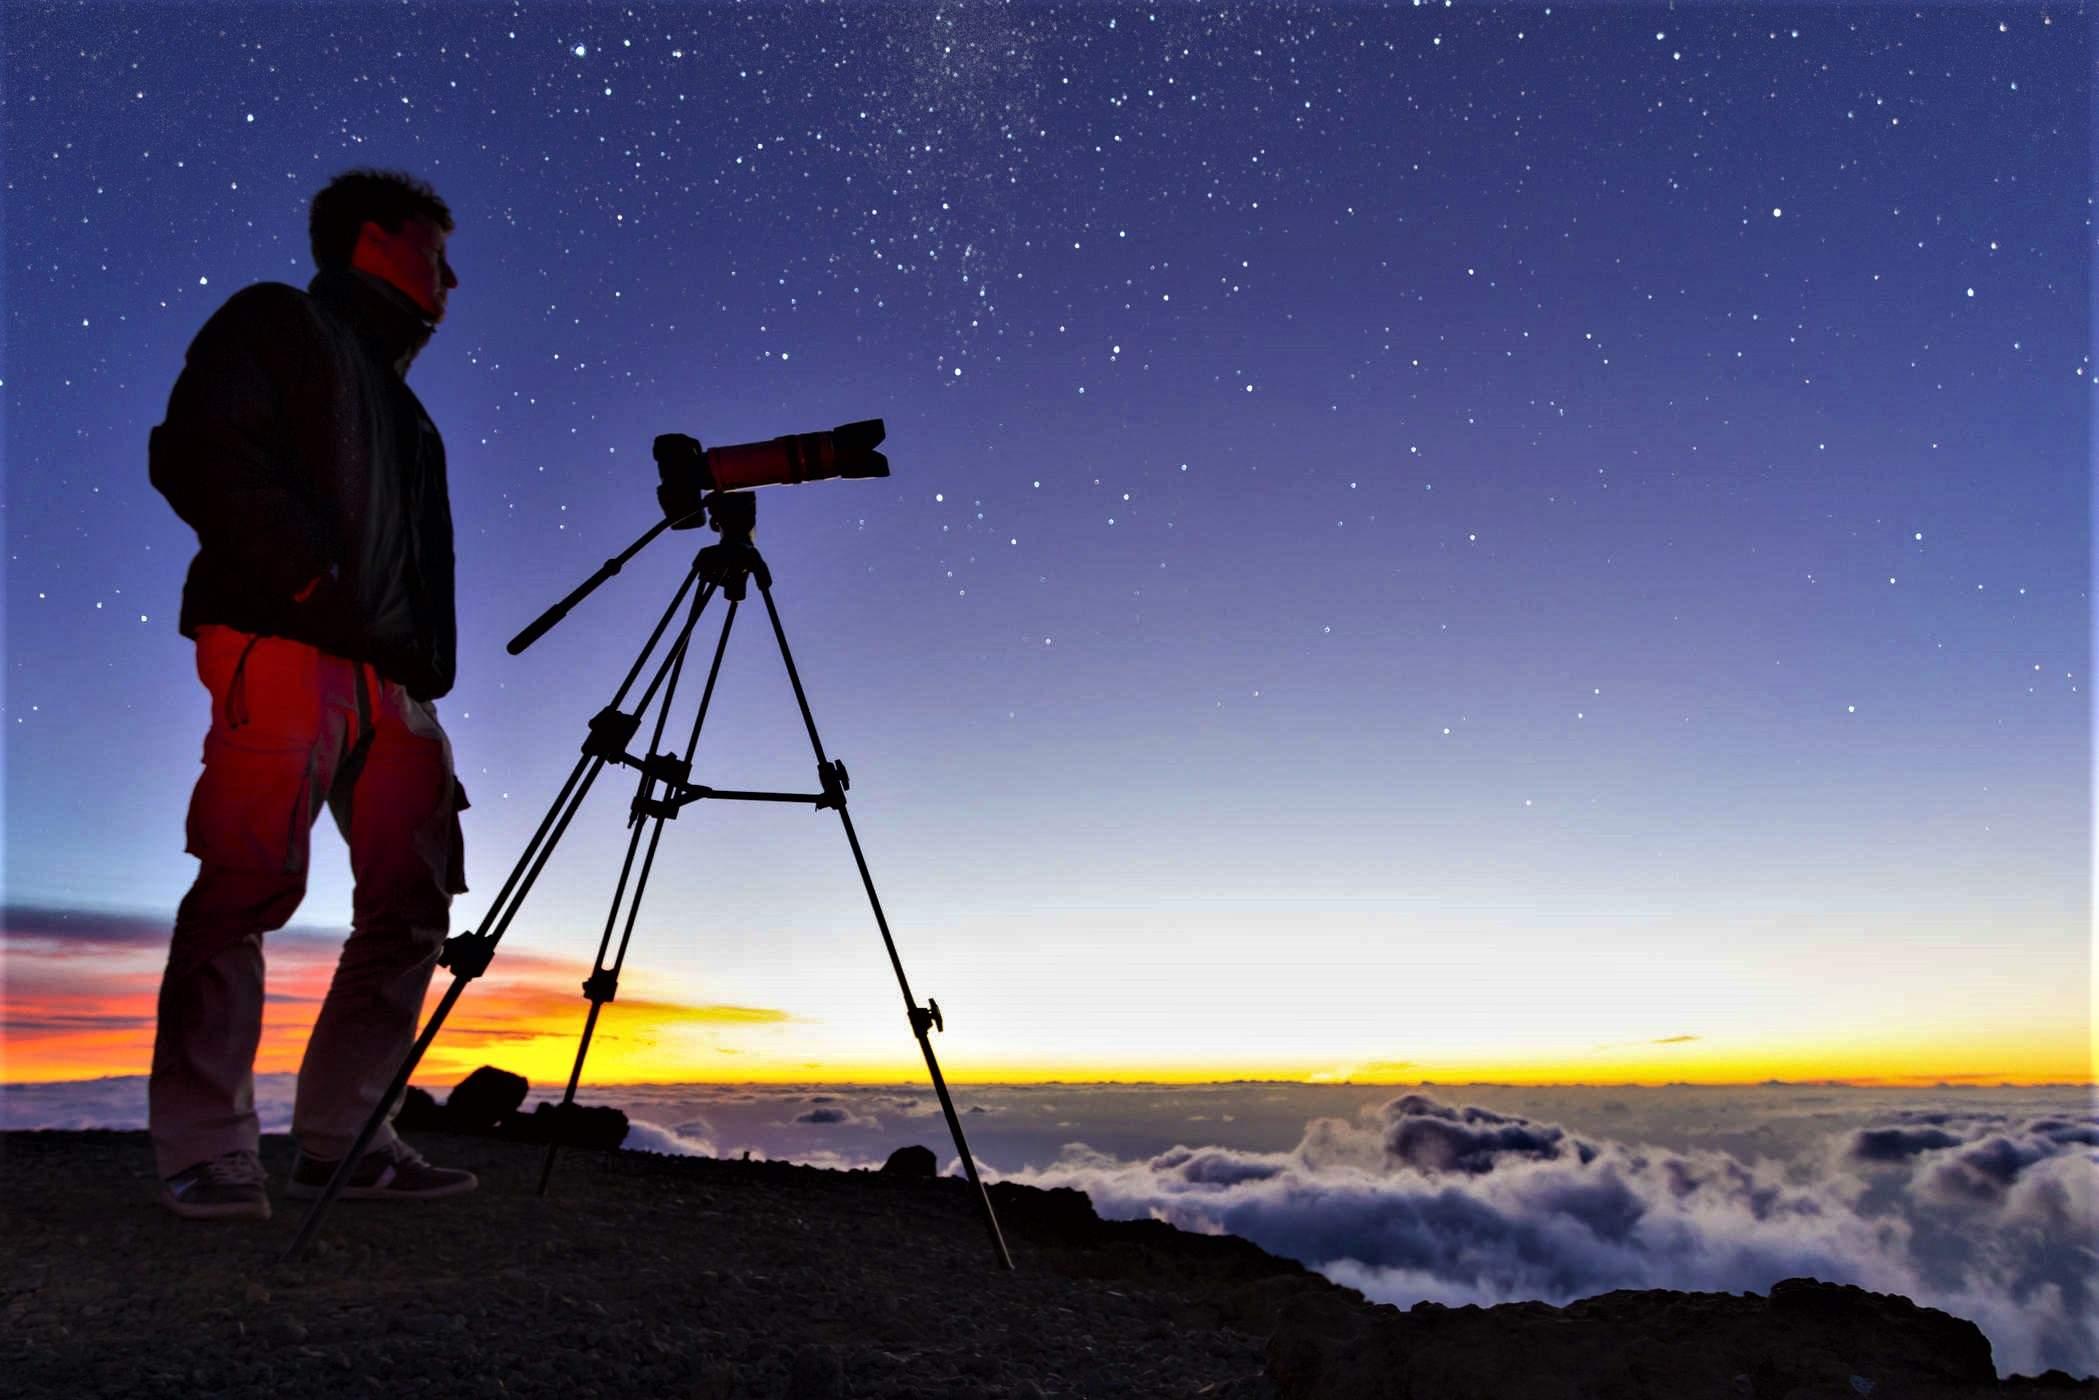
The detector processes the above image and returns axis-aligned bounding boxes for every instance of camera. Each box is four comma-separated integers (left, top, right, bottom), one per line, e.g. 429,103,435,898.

654,419,889,527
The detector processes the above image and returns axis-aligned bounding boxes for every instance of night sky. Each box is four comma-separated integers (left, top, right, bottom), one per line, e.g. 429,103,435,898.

4,4,2090,1086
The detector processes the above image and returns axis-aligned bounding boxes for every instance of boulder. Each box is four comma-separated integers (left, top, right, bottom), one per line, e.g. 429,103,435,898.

393,1085,447,1131
878,1144,936,1180
985,1180,1100,1238
445,1066,529,1131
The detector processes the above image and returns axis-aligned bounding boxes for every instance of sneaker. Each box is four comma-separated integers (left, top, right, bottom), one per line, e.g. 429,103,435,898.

161,1149,271,1220
285,1139,477,1202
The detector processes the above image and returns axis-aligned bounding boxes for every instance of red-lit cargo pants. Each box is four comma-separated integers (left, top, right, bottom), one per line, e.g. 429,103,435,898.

148,624,468,1179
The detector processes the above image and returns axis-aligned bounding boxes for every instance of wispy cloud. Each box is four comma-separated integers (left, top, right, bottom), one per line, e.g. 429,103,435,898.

1,904,789,1083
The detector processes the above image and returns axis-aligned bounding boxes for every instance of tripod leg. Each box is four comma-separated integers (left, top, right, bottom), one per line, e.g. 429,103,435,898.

536,995,609,1196
911,1000,1015,1268
752,576,1014,1271
284,567,717,1263
540,586,735,1196
284,750,613,1261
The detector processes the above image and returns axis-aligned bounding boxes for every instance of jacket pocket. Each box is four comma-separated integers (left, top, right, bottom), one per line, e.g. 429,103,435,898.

185,734,317,875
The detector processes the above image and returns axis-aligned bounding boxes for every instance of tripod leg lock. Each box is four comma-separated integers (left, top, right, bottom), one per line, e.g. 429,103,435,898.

633,753,694,824
642,752,691,789
816,759,850,810
439,931,498,981
581,968,620,1004
633,794,683,821
909,998,944,1037
584,707,642,764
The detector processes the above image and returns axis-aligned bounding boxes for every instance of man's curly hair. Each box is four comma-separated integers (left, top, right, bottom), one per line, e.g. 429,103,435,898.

308,168,453,269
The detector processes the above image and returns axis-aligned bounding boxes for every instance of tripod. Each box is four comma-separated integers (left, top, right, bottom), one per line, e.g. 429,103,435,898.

286,491,1012,1269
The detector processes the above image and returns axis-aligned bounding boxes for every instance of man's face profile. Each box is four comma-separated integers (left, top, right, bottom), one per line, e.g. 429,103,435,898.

351,216,456,322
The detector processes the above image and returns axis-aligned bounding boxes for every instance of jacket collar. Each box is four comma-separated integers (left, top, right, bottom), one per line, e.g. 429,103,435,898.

309,265,434,371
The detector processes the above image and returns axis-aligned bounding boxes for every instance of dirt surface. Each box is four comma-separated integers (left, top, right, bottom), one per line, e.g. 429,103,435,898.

9,1131,2091,1400
2,1130,1283,1399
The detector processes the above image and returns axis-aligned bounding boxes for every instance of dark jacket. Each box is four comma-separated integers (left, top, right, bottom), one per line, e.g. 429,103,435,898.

150,266,458,700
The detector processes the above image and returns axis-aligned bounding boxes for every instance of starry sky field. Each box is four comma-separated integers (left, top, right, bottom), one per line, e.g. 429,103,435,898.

3,3,2091,1087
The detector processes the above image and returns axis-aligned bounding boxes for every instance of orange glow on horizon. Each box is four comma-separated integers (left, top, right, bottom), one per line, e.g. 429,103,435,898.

4,926,2088,1090
0,925,789,1087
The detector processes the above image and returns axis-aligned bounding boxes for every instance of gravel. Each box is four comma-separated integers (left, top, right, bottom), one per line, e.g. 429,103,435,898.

2,1130,1284,1400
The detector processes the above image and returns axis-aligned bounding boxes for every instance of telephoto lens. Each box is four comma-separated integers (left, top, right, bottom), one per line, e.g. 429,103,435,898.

655,419,887,526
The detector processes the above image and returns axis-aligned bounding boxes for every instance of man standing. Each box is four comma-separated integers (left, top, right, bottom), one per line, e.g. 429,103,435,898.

148,168,475,1219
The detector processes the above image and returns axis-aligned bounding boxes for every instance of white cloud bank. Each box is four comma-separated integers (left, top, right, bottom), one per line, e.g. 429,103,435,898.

9,1078,2091,1376
1000,1093,2099,1379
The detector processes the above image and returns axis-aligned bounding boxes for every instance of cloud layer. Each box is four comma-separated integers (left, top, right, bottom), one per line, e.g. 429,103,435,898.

7,1071,2089,1377
1002,1093,2098,1378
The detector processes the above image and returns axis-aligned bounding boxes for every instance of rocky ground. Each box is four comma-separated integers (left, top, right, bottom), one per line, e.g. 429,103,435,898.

3,1129,2092,1399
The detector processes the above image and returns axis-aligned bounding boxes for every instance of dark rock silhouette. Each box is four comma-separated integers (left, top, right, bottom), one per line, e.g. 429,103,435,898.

878,1144,935,1179
1257,1275,2009,1400
444,1066,529,1130
974,1181,2087,1399
394,1066,628,1149
506,1100,628,1151
393,1084,446,1130
985,1179,1101,1239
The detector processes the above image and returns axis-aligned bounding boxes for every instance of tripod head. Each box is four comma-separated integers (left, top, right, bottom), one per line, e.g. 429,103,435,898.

703,490,756,546
694,492,767,600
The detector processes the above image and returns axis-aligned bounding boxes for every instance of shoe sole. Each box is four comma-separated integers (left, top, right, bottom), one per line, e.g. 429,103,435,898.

161,1191,271,1221
284,1176,477,1202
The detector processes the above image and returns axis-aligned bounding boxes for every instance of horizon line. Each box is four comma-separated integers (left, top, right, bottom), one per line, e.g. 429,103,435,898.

6,1072,2094,1092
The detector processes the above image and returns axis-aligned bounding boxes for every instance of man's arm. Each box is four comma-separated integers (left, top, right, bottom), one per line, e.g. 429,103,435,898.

149,284,336,606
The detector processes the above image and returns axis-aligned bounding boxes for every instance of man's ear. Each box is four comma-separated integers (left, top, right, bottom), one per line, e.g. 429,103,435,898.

349,219,393,272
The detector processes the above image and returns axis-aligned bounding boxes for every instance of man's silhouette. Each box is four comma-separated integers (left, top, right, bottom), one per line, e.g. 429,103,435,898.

147,168,474,1219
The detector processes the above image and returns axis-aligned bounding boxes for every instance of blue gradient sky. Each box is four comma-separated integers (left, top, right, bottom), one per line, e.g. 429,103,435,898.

3,4,2090,1082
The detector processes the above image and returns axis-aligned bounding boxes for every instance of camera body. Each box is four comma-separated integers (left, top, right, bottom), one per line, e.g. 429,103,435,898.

654,419,888,527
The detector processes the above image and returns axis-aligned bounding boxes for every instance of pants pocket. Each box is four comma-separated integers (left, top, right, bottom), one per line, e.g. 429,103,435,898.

442,778,469,895
185,735,317,874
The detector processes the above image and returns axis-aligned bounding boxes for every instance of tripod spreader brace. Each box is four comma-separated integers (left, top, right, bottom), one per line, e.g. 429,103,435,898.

587,708,851,818
438,930,498,981
910,998,945,1037
581,968,620,1004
